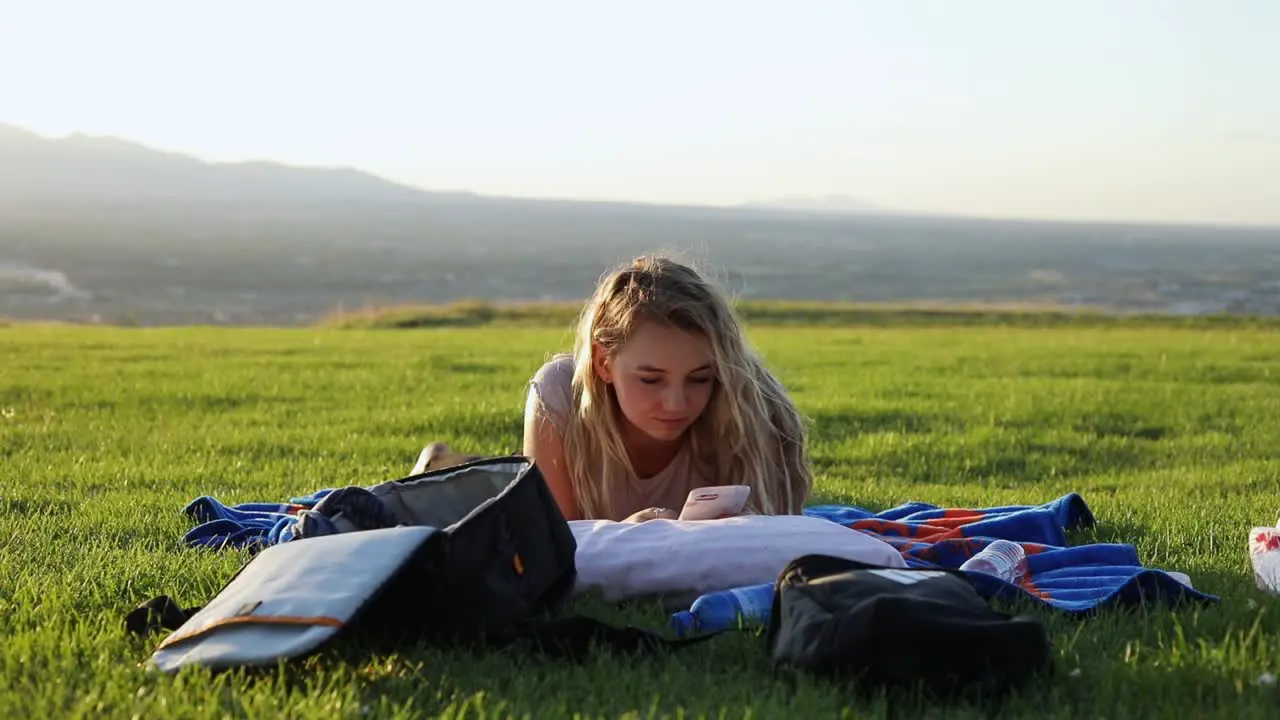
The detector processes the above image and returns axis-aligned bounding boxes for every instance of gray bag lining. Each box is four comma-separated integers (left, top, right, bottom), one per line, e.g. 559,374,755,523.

369,460,529,530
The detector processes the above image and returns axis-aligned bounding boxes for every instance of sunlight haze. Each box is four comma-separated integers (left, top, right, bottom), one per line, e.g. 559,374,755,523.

2,0,1278,226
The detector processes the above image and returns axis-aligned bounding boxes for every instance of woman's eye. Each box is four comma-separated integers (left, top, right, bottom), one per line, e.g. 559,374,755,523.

639,377,661,385
689,376,713,385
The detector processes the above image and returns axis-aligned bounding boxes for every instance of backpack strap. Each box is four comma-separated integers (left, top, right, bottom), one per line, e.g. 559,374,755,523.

515,615,727,662
124,595,201,637
125,595,726,662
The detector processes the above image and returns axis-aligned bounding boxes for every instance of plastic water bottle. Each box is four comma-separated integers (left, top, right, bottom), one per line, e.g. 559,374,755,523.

959,539,1028,583
669,582,776,638
1249,527,1280,595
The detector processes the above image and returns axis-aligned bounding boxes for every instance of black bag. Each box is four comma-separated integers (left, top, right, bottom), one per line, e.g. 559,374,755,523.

766,554,1052,698
129,456,580,673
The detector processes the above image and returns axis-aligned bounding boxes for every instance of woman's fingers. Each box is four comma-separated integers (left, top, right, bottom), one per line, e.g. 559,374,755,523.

623,507,679,523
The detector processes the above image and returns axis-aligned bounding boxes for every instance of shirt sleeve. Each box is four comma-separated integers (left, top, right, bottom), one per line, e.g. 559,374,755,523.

528,354,576,432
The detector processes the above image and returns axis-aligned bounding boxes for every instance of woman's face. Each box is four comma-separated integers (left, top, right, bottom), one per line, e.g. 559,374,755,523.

593,320,716,444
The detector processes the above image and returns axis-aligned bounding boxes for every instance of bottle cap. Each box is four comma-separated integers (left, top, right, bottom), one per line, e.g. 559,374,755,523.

669,611,696,638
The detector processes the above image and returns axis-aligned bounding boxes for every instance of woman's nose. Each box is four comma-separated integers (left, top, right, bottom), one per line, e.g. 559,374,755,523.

662,386,686,412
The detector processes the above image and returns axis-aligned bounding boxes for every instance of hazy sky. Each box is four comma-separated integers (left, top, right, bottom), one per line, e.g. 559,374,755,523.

2,0,1278,226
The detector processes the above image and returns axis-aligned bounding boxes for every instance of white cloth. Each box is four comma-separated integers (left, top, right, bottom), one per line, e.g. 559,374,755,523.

569,514,906,602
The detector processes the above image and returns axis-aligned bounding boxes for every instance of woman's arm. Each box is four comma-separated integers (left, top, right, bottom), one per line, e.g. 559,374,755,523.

522,385,582,521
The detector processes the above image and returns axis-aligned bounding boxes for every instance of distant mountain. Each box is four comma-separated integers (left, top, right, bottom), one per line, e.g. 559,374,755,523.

740,194,885,215
0,124,896,220
0,123,439,208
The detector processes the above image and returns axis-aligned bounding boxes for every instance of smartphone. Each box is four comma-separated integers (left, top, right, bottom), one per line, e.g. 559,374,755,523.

677,485,751,521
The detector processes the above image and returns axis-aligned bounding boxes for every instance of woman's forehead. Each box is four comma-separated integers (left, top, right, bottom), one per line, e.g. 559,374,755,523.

617,321,712,369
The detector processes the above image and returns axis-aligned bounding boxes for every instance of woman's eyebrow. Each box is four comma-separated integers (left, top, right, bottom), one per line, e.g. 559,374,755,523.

636,363,713,373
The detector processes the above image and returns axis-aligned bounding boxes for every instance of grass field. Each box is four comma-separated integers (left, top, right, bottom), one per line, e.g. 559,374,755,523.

4,317,1280,718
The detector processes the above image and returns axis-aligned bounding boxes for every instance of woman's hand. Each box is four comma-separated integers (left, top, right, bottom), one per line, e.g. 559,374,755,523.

623,507,678,523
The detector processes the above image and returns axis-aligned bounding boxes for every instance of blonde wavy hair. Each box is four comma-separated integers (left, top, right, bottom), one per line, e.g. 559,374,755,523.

560,254,812,518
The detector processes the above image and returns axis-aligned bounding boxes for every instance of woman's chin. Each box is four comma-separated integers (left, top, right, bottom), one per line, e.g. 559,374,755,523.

642,422,688,442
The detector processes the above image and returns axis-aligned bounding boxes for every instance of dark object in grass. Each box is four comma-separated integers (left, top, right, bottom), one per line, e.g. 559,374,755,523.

767,554,1052,701
125,595,200,638
518,615,723,663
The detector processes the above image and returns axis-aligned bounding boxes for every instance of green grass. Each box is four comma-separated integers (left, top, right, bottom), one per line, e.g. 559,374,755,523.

4,320,1280,718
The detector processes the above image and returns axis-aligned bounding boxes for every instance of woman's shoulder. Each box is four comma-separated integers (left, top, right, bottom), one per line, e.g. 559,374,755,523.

531,353,575,387
528,353,576,426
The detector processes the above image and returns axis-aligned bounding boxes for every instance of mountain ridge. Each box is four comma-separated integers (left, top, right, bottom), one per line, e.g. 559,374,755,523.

0,124,890,215
0,123,436,206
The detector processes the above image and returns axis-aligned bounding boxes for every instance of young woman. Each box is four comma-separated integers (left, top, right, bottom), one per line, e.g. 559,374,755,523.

521,254,813,523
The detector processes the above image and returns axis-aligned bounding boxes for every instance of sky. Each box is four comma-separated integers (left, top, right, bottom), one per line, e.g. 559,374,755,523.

2,0,1278,226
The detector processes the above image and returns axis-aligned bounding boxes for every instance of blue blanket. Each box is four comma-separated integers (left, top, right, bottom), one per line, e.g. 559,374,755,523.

179,490,1217,614
796,493,1215,614
181,490,335,549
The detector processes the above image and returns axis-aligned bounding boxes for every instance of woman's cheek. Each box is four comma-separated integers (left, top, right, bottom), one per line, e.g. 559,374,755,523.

692,383,715,415
617,378,655,412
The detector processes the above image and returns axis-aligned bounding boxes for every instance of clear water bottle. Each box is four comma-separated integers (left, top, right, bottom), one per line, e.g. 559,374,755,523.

959,539,1028,583
1250,527,1280,595
669,582,776,638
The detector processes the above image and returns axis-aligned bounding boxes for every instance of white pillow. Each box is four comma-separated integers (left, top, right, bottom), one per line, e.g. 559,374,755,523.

569,514,906,603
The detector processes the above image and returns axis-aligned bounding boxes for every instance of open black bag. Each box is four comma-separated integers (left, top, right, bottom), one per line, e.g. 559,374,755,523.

766,554,1053,698
128,456,581,673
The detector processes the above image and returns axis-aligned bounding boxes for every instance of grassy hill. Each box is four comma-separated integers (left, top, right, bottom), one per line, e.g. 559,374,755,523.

317,298,1280,330
3,319,1280,717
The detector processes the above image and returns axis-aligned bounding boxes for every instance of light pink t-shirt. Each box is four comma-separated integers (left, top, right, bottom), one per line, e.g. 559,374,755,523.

529,355,712,521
